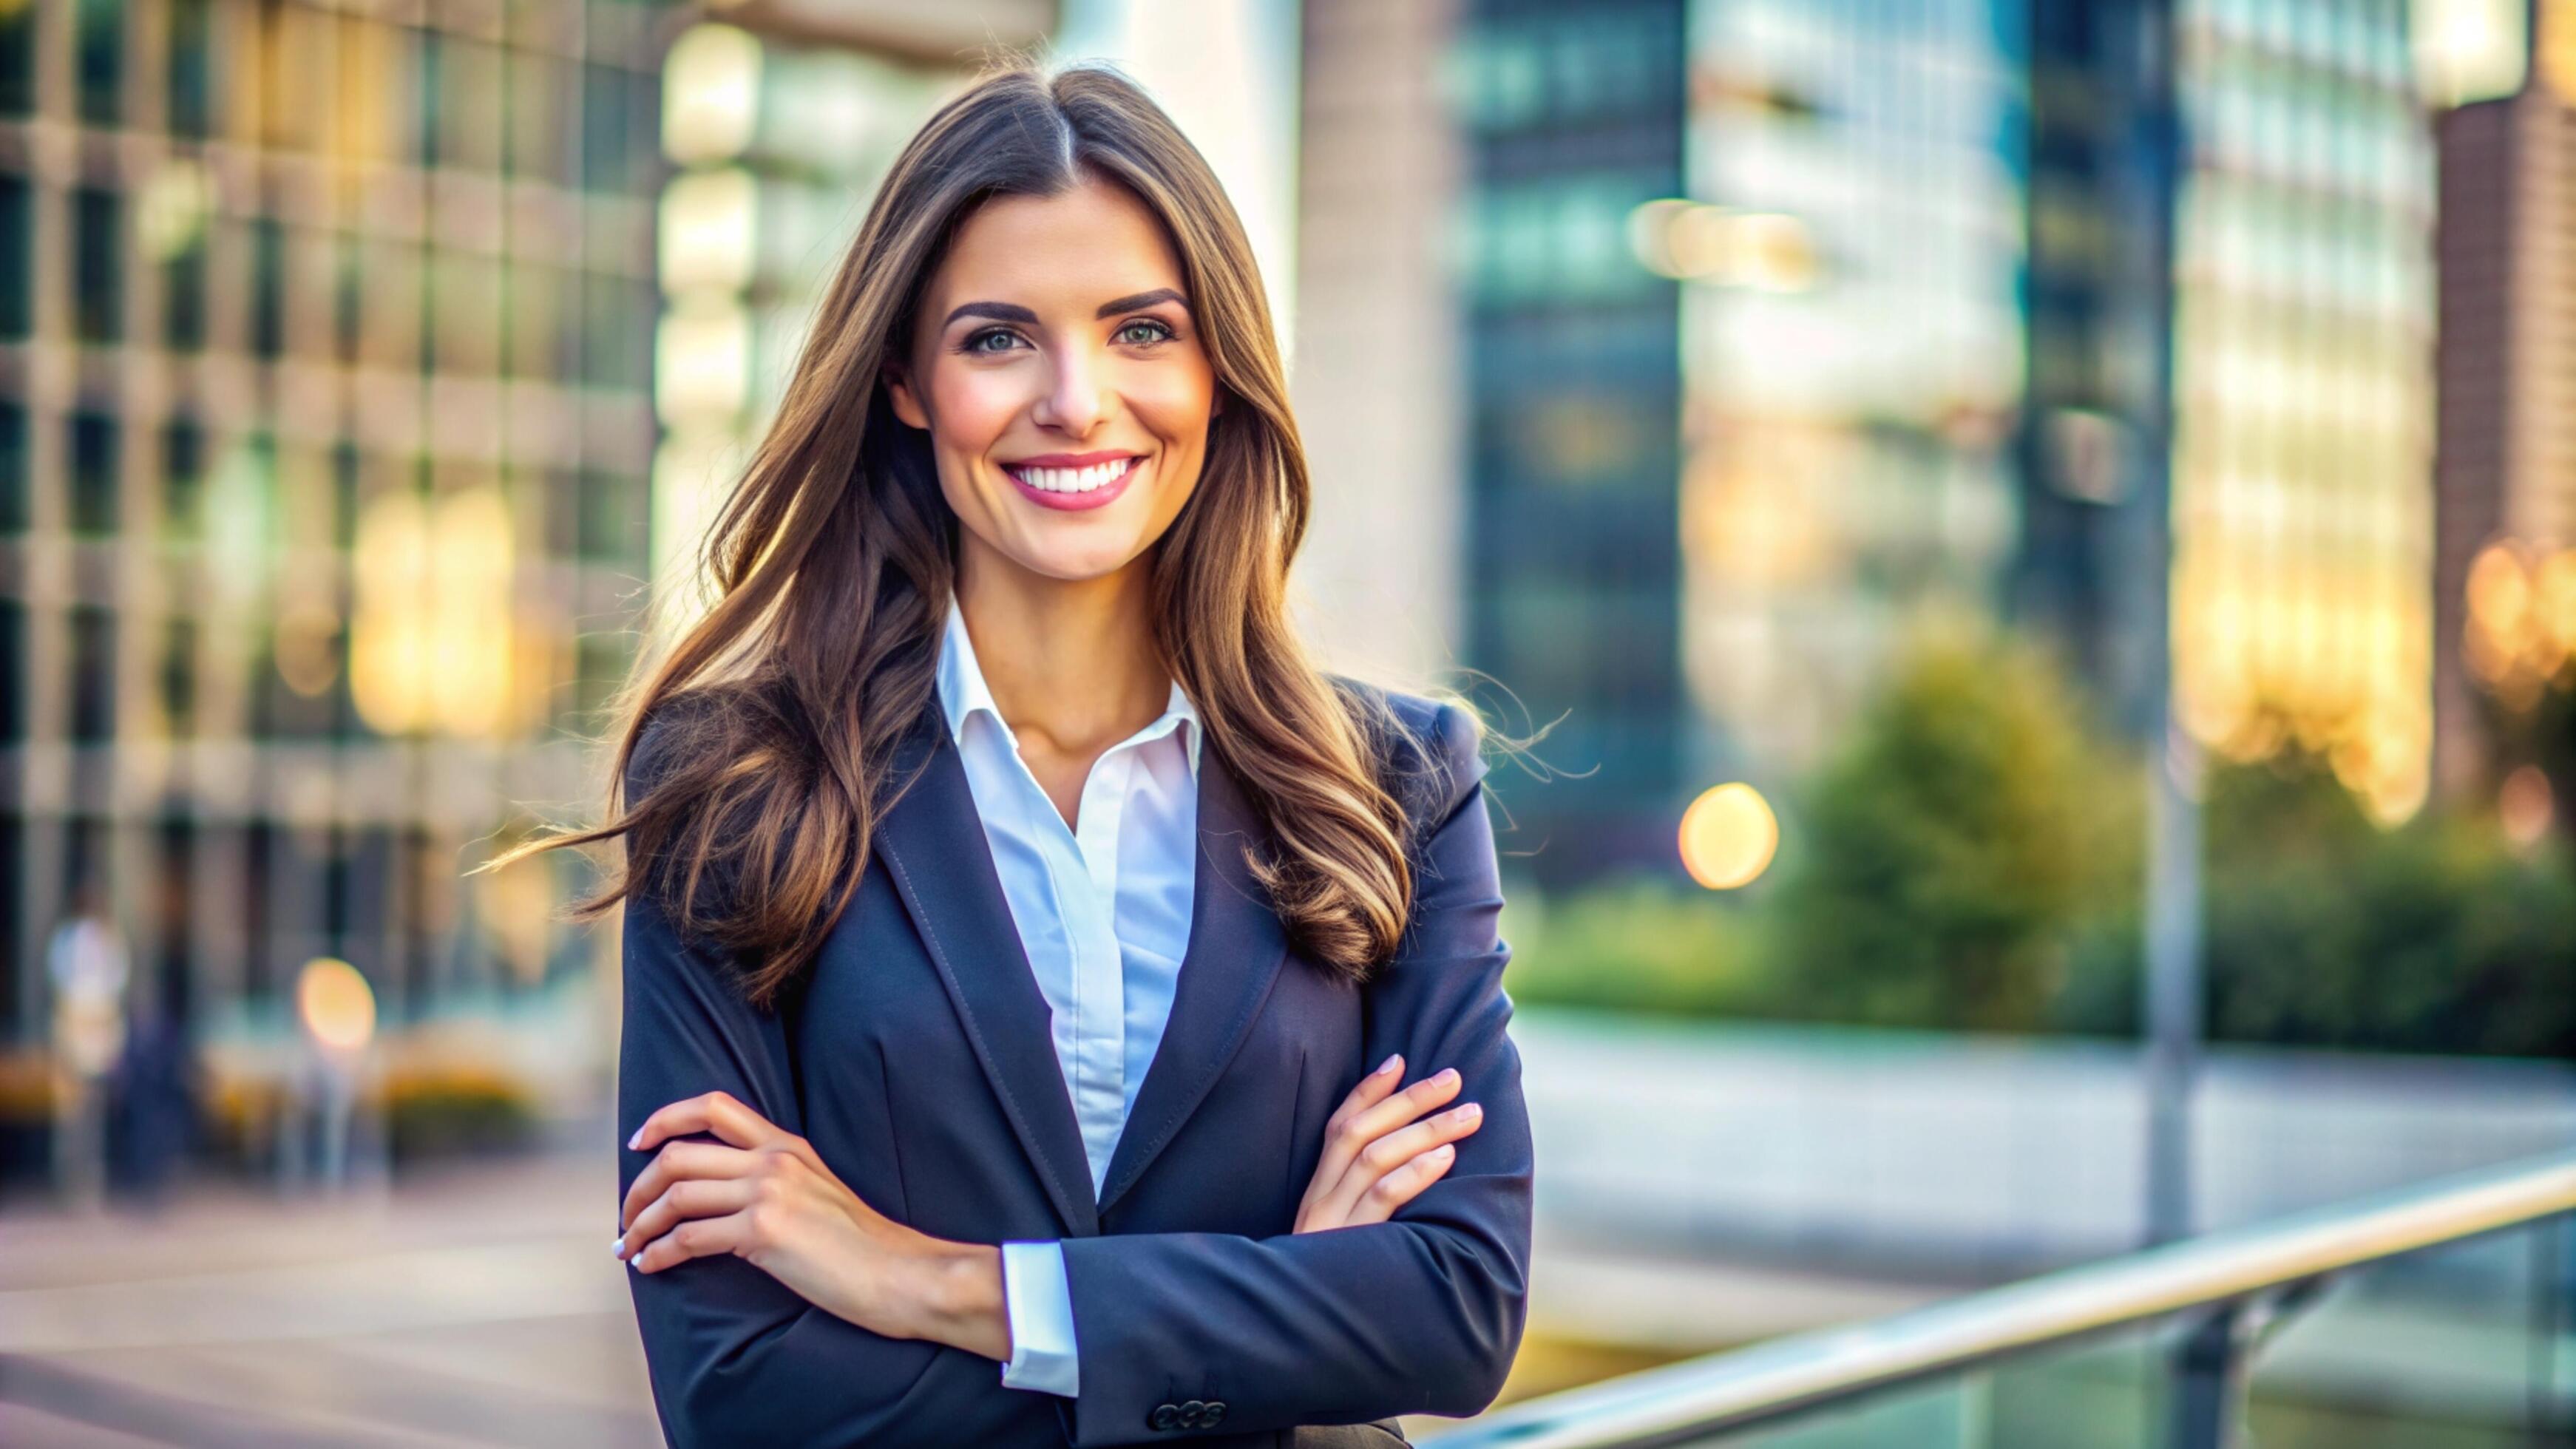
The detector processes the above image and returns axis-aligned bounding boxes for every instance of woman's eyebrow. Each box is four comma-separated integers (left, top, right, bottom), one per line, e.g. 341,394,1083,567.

943,300,1039,328
1093,287,1187,317
940,289,1190,331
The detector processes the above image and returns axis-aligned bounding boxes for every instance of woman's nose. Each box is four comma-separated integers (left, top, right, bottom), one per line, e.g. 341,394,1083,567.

1036,352,1106,435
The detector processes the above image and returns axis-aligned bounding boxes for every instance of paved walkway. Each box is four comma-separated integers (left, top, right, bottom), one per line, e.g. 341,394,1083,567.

0,1150,660,1447
0,1144,1944,1445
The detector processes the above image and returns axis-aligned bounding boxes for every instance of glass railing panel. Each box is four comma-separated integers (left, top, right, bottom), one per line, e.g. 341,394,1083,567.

1670,1217,2574,1448
1979,1328,2162,1448
1689,1370,1992,1449
1688,1326,2165,1448
1438,1158,2576,1449
2236,1212,2574,1449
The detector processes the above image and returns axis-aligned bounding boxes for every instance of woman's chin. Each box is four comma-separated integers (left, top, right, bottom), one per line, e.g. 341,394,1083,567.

1002,535,1153,585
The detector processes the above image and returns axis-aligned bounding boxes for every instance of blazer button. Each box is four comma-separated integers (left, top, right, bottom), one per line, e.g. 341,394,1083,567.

1177,1399,1207,1428
1200,1399,1227,1427
1148,1402,1180,1431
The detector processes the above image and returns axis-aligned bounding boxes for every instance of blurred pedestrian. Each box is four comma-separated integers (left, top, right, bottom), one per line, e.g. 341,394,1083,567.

46,878,129,1213
109,981,197,1212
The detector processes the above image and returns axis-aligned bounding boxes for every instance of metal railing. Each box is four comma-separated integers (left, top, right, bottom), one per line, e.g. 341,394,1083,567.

1436,1147,2576,1449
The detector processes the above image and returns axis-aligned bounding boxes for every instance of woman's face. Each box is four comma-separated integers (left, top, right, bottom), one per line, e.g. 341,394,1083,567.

884,172,1221,586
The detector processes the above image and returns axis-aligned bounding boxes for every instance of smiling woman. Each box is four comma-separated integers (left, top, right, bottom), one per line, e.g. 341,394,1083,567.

883,185,1220,558
486,56,1532,1449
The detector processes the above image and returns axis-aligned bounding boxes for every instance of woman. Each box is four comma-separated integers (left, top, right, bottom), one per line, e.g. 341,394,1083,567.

506,61,1531,1448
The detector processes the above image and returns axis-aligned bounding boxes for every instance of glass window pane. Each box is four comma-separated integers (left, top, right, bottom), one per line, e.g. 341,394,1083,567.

73,187,121,344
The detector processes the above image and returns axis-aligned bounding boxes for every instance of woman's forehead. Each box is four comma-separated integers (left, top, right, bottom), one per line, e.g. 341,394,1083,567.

923,183,1188,316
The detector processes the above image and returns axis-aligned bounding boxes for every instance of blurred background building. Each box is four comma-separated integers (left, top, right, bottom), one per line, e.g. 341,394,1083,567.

0,0,675,1170
2166,0,2436,825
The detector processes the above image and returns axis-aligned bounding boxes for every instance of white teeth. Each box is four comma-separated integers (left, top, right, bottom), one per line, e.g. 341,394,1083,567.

1011,457,1136,493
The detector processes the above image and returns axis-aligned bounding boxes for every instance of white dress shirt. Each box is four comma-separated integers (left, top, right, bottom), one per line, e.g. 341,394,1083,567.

934,598,1201,1399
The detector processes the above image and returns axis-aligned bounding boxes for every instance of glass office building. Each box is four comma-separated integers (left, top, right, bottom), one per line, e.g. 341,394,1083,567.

651,21,967,617
2167,0,2436,822
0,0,671,1060
1445,0,1692,884
1674,0,2030,776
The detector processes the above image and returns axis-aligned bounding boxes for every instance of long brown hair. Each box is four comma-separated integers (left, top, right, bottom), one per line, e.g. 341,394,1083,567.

485,59,1481,1011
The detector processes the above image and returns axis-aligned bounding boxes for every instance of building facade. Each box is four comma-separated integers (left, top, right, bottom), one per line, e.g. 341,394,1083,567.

2166,0,2437,823
0,0,672,1059
1675,0,2032,785
2430,0,2576,804
1445,0,1691,886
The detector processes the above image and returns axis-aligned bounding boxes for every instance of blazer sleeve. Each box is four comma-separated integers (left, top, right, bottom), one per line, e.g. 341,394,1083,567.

1054,700,1535,1445
616,723,1033,1448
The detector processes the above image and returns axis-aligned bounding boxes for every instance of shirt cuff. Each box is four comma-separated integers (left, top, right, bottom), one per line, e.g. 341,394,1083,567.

998,1239,1079,1397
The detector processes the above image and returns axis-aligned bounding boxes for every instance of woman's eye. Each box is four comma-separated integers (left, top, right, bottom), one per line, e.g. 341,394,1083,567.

963,328,1022,355
1116,319,1176,346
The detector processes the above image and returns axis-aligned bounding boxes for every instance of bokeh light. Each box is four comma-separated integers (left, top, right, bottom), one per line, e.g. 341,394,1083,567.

1678,782,1779,891
296,958,378,1056
2501,764,2556,848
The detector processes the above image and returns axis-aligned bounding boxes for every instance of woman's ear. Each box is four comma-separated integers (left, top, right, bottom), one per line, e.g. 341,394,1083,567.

883,362,929,430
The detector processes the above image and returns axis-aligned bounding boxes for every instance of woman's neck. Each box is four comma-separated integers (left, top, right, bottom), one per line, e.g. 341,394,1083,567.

952,548,1171,767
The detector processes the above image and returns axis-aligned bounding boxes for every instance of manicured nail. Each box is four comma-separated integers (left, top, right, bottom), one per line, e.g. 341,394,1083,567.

612,1236,626,1259
1431,1144,1455,1161
627,1128,643,1150
1444,1102,1481,1125
1435,1067,1460,1087
1375,1053,1401,1077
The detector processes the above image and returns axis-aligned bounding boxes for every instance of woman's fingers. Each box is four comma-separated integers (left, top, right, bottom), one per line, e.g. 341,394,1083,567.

1304,1056,1401,1192
626,1207,756,1274
618,1175,759,1262
620,1138,759,1234
1308,1093,1481,1229
1343,1066,1463,1151
1356,1100,1483,1186
1332,1053,1406,1127
629,1090,784,1155
1306,1065,1463,1211
1342,1143,1458,1227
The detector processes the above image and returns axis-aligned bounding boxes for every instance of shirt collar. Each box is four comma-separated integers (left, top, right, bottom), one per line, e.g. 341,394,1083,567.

936,597,1202,778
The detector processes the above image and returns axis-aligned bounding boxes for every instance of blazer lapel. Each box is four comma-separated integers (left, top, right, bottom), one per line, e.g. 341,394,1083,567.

1095,734,1293,1218
870,699,1102,1240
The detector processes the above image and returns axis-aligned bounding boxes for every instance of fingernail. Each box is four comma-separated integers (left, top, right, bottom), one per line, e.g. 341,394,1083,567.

1431,1144,1455,1160
1445,1102,1481,1124
1375,1053,1401,1077
611,1236,626,1259
1436,1067,1460,1086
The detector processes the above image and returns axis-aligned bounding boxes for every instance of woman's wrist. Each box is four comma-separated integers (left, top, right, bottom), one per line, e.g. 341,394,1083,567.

897,1235,1012,1363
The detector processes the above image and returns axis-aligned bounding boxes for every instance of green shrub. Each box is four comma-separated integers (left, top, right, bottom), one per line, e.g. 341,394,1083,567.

1766,620,2138,1032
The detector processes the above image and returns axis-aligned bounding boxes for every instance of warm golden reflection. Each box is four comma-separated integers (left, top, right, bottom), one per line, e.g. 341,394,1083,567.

296,957,377,1056
1679,782,1779,890
2501,764,2555,847
350,485,515,737
1630,198,1820,292
2461,540,2576,710
275,598,343,698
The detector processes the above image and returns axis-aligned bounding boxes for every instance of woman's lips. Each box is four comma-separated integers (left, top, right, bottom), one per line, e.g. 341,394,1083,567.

1003,455,1141,512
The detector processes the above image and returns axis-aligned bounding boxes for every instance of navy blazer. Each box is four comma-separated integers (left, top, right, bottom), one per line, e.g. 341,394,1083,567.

614,682,1533,1448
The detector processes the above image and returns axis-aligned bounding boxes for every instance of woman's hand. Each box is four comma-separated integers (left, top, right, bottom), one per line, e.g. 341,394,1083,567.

1293,1053,1482,1233
617,1090,1012,1362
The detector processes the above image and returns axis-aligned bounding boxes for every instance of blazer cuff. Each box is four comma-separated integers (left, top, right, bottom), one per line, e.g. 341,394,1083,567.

999,1239,1080,1397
